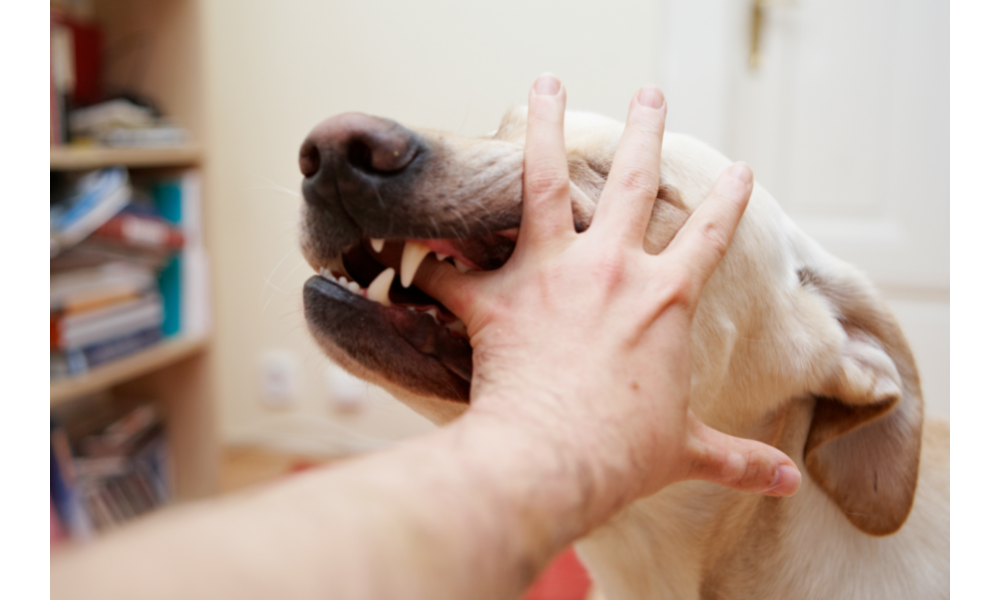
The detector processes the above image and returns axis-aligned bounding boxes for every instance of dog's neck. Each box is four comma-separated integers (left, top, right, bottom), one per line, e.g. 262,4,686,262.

574,399,815,600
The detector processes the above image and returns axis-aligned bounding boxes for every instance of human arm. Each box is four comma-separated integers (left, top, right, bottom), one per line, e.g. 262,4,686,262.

51,76,799,600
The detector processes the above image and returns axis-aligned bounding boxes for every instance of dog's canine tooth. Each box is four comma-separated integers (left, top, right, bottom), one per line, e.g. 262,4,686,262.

370,238,385,253
435,252,447,261
368,267,395,306
400,241,432,288
446,319,468,337
328,254,346,275
454,261,471,274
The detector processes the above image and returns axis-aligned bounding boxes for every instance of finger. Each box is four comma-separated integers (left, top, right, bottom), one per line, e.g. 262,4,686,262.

661,162,753,306
684,416,801,497
411,258,481,322
590,85,667,247
520,73,575,248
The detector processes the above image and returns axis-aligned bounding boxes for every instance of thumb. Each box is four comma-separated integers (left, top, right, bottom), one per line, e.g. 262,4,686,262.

683,415,801,497
412,258,481,322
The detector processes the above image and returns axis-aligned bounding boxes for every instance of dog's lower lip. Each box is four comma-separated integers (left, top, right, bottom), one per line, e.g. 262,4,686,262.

305,275,473,383
317,259,467,336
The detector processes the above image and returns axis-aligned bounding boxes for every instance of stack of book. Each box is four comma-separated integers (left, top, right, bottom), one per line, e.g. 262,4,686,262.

50,166,202,380
51,402,171,542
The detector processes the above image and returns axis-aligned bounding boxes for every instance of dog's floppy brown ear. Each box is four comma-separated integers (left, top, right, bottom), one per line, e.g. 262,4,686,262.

803,268,924,536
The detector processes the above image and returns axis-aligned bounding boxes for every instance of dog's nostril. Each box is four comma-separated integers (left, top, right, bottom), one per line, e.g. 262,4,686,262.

346,138,376,175
299,141,321,177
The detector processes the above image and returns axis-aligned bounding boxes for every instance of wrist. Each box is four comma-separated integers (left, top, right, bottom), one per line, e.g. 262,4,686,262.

457,395,640,537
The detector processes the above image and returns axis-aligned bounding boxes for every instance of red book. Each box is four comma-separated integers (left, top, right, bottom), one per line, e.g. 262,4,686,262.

91,213,185,251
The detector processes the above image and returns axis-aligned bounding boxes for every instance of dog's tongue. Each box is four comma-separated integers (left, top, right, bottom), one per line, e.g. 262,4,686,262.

385,307,472,381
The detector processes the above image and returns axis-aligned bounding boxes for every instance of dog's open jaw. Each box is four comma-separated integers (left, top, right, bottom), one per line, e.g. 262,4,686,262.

302,215,529,403
309,229,522,384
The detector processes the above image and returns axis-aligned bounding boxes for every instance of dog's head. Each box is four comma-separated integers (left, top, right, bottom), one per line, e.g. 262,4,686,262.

299,108,924,536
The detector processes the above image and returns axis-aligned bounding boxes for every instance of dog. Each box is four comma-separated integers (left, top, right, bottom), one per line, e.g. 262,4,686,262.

297,108,949,599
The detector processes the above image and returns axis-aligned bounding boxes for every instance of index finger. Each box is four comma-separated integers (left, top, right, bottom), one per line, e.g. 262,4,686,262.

661,162,754,300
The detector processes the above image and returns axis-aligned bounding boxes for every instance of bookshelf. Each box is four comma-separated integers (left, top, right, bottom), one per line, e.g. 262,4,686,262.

50,335,208,406
50,145,202,170
50,0,218,506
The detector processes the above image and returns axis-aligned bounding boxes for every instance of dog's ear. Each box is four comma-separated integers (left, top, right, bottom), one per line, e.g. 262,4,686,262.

803,268,924,536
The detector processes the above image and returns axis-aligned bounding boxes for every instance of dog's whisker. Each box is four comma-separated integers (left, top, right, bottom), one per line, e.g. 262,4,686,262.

260,249,297,305
242,170,302,199
246,184,303,200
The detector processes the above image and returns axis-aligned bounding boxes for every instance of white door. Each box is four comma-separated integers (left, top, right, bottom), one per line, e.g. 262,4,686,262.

659,0,949,416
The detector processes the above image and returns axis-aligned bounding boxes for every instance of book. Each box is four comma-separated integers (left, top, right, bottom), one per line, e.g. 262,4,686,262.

92,212,185,251
51,404,173,539
52,294,164,350
55,327,163,378
50,167,132,255
51,262,156,312
50,18,74,146
153,172,211,338
50,420,94,541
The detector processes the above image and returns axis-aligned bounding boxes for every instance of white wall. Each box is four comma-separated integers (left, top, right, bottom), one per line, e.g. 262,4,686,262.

198,0,661,452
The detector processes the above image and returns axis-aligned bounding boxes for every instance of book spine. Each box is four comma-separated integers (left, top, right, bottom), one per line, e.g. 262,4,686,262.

92,214,185,251
80,327,163,369
153,180,184,337
50,421,94,540
181,171,211,337
60,297,164,349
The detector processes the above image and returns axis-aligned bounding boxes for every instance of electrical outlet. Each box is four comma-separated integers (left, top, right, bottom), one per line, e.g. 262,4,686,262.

325,365,366,413
259,350,298,408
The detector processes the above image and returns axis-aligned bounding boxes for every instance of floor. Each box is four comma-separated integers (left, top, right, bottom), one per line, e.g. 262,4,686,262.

219,446,339,493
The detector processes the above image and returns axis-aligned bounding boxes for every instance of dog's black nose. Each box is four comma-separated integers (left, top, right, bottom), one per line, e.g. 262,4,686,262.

299,113,421,193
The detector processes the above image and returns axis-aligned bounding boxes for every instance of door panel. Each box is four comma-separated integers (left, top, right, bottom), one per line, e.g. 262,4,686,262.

659,0,949,414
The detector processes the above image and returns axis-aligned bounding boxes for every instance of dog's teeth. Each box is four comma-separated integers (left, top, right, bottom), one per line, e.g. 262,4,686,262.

338,276,348,286
347,281,360,294
368,267,395,307
425,306,440,322
370,238,385,253
435,252,447,261
446,319,468,337
400,241,432,288
455,261,471,274
328,255,346,274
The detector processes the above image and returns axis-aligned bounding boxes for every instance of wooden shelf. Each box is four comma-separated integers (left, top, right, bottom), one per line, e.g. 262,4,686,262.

51,336,209,406
50,144,202,170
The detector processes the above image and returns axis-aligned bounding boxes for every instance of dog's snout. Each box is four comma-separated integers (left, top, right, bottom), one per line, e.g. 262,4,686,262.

299,113,420,183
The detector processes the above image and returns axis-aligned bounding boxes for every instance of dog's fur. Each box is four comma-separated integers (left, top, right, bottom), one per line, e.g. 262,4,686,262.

299,109,949,599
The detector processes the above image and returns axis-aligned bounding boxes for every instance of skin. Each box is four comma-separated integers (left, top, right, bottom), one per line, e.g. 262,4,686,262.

50,76,800,600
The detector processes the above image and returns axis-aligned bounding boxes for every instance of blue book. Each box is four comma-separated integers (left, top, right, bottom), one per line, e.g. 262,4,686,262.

152,180,183,337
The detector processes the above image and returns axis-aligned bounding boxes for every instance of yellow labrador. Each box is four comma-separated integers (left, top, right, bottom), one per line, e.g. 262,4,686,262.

297,108,949,599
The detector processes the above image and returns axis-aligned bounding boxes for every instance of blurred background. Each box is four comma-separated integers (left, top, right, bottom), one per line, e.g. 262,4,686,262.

49,0,947,591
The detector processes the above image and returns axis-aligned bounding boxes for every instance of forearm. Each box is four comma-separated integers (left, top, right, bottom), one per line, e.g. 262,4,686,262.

52,406,605,600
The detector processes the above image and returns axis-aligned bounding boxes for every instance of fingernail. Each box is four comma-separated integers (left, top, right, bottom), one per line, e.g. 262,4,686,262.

535,73,561,96
768,465,801,496
730,162,752,184
637,85,664,109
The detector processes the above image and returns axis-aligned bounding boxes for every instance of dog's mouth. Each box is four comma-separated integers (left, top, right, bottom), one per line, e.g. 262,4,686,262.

303,228,519,401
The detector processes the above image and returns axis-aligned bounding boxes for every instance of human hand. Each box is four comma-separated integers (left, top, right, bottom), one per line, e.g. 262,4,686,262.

416,74,800,520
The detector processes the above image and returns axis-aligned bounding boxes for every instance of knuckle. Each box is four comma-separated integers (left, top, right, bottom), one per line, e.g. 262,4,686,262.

524,167,569,199
697,220,730,260
661,269,697,308
614,167,659,196
735,451,764,488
